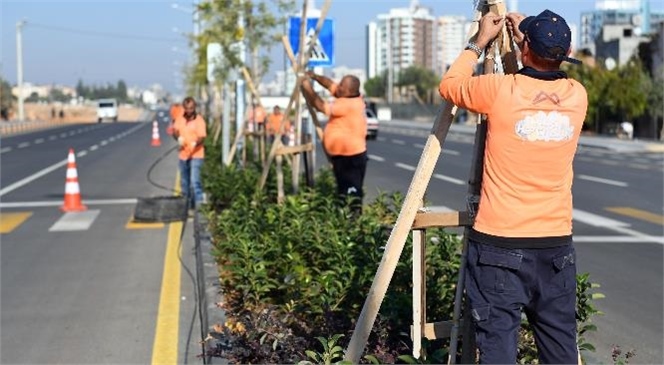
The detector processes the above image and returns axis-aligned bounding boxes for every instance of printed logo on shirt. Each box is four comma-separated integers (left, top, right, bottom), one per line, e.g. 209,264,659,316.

515,111,575,142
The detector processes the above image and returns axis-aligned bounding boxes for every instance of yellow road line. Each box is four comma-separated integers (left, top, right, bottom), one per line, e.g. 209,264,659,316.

151,171,182,365
126,216,165,230
606,207,664,226
0,212,33,233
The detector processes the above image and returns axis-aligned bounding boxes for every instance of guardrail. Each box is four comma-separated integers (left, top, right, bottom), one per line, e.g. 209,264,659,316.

0,120,86,137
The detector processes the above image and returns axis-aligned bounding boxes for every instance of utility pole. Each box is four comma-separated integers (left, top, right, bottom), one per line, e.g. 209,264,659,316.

16,20,26,122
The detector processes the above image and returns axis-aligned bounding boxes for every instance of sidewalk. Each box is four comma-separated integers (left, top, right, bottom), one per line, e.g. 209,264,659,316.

384,119,664,153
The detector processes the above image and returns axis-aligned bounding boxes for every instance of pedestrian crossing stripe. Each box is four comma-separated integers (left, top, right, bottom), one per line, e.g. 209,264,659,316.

0,212,33,234
605,207,664,226
49,210,100,232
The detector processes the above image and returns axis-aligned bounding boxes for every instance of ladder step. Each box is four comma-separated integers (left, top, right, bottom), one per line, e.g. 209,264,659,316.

413,208,471,229
411,319,465,340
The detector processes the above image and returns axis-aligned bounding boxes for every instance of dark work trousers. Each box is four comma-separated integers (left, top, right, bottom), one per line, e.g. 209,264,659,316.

330,151,368,214
465,240,578,364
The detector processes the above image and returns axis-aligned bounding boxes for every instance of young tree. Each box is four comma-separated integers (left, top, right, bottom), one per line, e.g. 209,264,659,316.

397,66,439,102
117,80,128,103
605,59,651,123
194,0,294,88
0,77,15,111
364,72,386,98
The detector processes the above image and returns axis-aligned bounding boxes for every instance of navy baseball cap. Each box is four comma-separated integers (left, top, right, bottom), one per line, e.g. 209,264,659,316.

519,9,582,64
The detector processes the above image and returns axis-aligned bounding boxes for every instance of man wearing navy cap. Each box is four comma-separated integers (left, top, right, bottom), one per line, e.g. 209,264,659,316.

439,9,588,364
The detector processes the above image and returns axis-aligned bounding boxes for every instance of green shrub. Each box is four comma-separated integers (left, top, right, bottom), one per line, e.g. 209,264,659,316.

203,156,601,363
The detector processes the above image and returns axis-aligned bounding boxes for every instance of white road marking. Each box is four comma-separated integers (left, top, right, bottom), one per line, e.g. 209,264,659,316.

109,137,116,142
395,162,416,171
600,160,620,166
443,149,460,156
77,150,88,157
49,210,100,232
68,131,75,136
377,137,387,142
577,174,628,187
89,144,99,151
576,157,595,162
433,173,465,185
34,138,45,144
392,139,406,145
573,209,630,228
60,133,67,137
574,236,664,244
368,154,385,162
0,159,69,196
18,142,30,148
100,140,108,146
49,135,57,140
0,147,12,154
414,143,425,149
0,198,137,208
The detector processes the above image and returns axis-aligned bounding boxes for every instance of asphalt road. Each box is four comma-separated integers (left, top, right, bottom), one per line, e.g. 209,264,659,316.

315,127,663,364
2,116,662,363
1,117,202,364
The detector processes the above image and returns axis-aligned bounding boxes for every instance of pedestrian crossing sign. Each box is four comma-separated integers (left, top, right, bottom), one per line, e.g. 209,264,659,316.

289,17,335,67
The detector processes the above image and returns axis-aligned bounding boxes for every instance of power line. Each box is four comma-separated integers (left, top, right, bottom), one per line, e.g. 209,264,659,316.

26,22,186,43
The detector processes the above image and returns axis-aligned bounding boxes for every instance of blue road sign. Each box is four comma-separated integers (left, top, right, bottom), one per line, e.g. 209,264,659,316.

289,17,334,67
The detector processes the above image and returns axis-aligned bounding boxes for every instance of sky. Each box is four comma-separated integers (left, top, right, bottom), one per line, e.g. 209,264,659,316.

1,0,663,94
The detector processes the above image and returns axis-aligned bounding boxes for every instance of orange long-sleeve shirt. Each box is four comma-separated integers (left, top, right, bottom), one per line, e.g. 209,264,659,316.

439,50,588,239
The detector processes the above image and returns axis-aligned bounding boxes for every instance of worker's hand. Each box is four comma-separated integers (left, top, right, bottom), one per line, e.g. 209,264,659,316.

476,14,505,49
190,141,197,149
178,136,185,147
506,13,527,49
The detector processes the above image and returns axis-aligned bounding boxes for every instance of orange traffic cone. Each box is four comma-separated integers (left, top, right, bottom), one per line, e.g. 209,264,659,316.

151,121,161,146
61,148,87,212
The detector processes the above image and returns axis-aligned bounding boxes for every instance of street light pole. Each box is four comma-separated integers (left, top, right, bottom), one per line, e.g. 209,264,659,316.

235,0,246,148
16,20,25,122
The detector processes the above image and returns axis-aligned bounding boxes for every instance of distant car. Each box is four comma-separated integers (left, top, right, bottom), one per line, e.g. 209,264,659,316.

366,108,379,140
156,110,169,123
97,98,118,123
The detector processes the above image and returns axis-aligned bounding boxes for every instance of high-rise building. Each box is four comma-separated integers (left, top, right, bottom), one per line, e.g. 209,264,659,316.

580,0,664,53
437,16,469,74
365,0,437,84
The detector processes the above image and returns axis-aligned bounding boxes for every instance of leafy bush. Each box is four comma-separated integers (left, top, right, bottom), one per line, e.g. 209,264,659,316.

202,153,601,363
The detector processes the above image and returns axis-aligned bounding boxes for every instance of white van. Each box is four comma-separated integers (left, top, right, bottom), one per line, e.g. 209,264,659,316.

97,98,118,123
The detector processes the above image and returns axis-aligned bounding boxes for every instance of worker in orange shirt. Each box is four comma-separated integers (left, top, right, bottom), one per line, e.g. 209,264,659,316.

246,102,266,133
266,106,291,145
172,97,207,209
301,72,367,213
439,10,587,364
167,103,184,136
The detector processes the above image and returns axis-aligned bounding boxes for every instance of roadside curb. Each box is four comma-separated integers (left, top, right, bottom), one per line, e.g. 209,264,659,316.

194,210,229,364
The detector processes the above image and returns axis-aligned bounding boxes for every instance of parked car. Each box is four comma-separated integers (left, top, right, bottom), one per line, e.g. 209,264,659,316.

366,108,379,140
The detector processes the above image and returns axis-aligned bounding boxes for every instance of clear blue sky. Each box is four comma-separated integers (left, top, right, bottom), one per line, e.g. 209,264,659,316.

1,0,662,93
